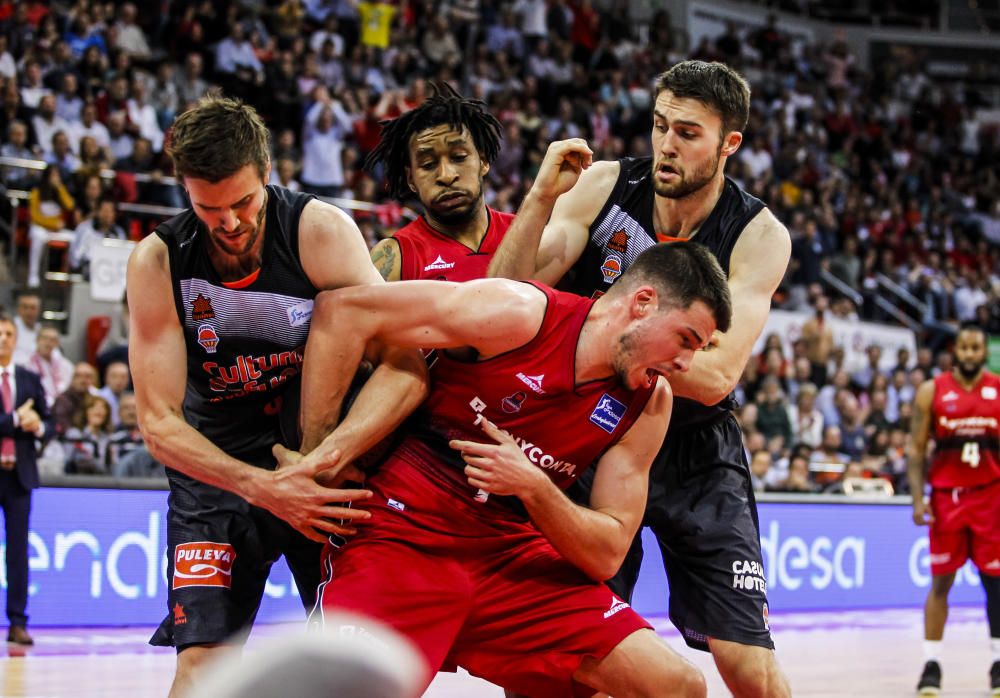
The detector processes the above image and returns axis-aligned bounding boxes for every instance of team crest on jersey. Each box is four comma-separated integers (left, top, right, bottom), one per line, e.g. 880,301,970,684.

287,299,314,328
197,324,220,354
762,602,770,631
424,255,456,272
590,393,626,433
601,254,623,284
607,229,630,254
501,391,527,413
191,294,215,321
983,386,997,400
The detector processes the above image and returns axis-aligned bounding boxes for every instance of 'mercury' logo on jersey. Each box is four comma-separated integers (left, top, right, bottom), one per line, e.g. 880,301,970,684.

424,255,456,272
516,372,546,394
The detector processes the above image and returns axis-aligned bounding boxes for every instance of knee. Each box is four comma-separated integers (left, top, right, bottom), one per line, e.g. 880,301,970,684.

676,664,707,698
722,654,790,698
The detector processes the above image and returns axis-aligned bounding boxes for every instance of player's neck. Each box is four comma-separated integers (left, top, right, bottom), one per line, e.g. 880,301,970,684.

424,205,489,249
653,174,725,240
573,298,619,386
953,367,985,390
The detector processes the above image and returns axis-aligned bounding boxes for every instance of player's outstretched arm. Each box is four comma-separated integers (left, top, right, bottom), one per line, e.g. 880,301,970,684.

908,380,936,526
299,279,547,470
127,235,372,543
666,208,791,405
487,139,612,286
452,380,672,582
297,200,427,463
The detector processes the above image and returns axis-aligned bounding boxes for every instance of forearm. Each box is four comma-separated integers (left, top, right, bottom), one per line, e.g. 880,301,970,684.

521,480,633,582
666,351,739,405
141,411,267,502
906,454,927,503
486,189,555,280
307,347,428,467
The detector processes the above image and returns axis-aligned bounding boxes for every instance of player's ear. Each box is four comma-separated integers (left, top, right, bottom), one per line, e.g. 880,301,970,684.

721,130,743,158
633,287,656,317
479,154,490,177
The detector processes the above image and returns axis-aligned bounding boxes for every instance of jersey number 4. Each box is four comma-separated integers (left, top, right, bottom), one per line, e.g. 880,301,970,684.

961,442,981,468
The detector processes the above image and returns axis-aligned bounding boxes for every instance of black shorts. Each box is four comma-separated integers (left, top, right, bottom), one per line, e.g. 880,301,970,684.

149,463,324,650
572,414,773,652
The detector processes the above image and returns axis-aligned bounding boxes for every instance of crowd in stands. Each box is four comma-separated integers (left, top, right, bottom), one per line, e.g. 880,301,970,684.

0,0,997,491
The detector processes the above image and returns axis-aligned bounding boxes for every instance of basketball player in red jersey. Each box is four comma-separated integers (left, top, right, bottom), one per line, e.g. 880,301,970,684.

364,83,513,281
909,323,1000,696
285,243,732,697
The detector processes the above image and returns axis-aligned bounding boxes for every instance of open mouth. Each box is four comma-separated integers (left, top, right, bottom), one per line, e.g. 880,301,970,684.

657,163,679,179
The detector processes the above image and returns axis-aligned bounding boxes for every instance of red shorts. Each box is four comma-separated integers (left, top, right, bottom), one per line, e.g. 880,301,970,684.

315,454,651,698
929,479,1000,577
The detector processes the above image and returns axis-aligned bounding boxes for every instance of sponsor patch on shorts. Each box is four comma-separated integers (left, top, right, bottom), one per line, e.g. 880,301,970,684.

173,541,236,589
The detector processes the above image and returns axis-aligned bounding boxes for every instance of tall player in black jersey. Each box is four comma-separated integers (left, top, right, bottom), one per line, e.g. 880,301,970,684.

127,94,426,698
489,61,792,696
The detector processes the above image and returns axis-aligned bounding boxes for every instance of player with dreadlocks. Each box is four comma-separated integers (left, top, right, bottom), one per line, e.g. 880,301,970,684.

364,82,511,282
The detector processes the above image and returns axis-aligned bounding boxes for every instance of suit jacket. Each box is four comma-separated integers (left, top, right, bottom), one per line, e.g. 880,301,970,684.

0,366,53,490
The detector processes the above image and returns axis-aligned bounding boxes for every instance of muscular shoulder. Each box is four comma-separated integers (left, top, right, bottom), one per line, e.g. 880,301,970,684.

573,159,620,201
370,237,401,281
299,197,358,243
549,159,621,231
298,198,383,290
129,231,169,275
729,207,791,285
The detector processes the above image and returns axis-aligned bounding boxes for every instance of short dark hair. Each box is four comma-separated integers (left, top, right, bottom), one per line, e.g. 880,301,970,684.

364,82,503,200
167,91,271,183
614,242,732,333
654,60,751,135
958,321,988,341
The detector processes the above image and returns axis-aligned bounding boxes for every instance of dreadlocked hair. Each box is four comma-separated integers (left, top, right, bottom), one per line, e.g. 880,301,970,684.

364,82,503,200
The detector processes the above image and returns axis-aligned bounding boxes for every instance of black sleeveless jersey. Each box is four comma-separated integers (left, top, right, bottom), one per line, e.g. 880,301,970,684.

565,156,765,429
156,185,317,459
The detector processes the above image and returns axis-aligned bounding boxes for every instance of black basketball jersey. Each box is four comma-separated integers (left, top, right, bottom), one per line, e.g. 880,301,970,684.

565,156,765,429
156,185,317,458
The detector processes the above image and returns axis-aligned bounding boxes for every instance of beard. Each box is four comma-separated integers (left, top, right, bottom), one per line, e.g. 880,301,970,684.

652,146,721,200
957,358,985,380
209,193,267,256
426,184,484,227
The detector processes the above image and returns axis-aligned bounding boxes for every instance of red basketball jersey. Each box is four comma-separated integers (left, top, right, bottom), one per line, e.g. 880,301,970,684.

929,371,1000,488
396,282,656,514
394,207,514,281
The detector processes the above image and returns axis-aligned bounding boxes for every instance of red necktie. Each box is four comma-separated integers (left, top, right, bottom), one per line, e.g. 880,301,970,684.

1,370,15,463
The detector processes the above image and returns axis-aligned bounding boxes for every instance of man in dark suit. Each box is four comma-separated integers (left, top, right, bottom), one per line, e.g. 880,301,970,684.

0,313,50,645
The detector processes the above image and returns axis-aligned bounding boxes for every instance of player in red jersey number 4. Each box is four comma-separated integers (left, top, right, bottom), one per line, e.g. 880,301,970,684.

909,323,1000,696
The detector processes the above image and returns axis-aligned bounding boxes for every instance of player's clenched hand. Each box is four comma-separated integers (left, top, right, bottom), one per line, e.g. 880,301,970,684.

450,418,549,498
254,444,373,543
912,498,933,526
531,138,594,203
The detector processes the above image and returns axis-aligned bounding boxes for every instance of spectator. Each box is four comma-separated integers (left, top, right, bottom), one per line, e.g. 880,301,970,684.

1,121,40,190
300,90,353,196
69,197,126,276
811,425,850,485
756,376,793,447
69,102,111,156
31,93,71,158
749,448,771,493
27,164,76,288
96,361,130,429
44,130,80,182
23,324,73,407
62,394,113,474
789,382,824,448
109,392,162,478
126,75,165,153
837,392,868,461
12,291,42,366
52,361,99,436
112,2,152,59
799,291,834,385
822,461,865,495
851,344,885,391
174,53,210,108
772,452,819,493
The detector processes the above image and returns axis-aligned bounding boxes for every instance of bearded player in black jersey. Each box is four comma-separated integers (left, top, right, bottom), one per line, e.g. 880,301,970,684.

490,61,792,697
127,94,426,697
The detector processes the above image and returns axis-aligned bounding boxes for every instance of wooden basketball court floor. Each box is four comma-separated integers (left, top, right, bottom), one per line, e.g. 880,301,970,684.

0,606,990,697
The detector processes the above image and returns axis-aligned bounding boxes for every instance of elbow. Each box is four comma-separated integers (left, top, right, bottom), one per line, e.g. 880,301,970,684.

138,414,171,464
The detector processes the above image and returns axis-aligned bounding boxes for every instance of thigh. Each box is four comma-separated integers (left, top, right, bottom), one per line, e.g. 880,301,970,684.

0,476,31,535
651,419,773,651
929,490,971,576
265,511,325,612
451,536,651,698
316,534,470,679
150,482,278,648
967,485,1000,575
